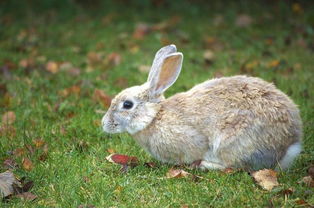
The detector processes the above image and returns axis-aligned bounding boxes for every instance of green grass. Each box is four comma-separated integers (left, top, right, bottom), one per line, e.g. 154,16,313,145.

0,1,314,207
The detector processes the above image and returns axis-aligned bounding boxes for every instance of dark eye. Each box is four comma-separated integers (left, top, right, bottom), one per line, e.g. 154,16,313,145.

123,100,133,109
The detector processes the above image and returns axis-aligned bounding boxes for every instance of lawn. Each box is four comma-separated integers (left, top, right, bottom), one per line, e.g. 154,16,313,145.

0,0,313,207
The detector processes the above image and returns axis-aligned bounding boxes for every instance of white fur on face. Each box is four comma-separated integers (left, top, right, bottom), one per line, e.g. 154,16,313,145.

101,85,159,135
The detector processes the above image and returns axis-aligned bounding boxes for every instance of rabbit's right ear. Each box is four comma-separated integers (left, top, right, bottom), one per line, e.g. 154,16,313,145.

147,44,177,83
147,52,183,99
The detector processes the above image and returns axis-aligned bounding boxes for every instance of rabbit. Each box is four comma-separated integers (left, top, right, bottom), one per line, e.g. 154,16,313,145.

101,44,302,171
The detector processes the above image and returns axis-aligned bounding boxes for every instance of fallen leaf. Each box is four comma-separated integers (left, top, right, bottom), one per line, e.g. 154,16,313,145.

87,51,103,67
2,111,16,125
267,60,280,68
105,53,121,66
59,85,81,97
295,199,310,206
22,158,34,171
203,50,215,66
3,158,18,169
298,176,314,187
235,14,253,27
0,125,16,137
279,188,294,196
19,58,35,69
106,154,139,167
221,168,238,174
251,169,279,191
107,148,115,154
144,162,156,168
13,148,25,157
203,36,224,51
292,3,303,14
0,171,21,198
32,139,45,148
166,168,190,178
93,89,112,108
16,192,37,201
133,23,151,39
46,61,59,74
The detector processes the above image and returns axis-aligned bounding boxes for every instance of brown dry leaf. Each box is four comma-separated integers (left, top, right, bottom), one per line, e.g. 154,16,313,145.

32,139,45,148
203,50,215,66
59,85,81,97
267,60,280,68
144,162,156,168
295,199,311,206
93,89,112,108
166,168,190,179
133,23,151,39
298,176,314,187
292,3,303,14
2,111,16,125
87,51,103,66
203,36,224,51
46,61,59,74
13,148,26,157
107,148,115,154
279,188,294,196
3,158,18,169
235,14,253,27
19,58,35,68
16,192,37,201
251,169,279,191
221,168,238,174
22,158,34,171
105,53,121,66
0,125,16,137
0,171,21,198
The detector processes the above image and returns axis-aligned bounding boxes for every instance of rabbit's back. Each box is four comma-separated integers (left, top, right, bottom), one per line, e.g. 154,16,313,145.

164,75,302,169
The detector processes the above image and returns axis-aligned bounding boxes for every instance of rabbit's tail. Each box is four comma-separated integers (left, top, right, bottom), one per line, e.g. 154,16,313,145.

277,142,302,170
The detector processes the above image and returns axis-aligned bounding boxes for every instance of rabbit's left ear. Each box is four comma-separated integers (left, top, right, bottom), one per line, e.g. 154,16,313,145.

148,52,183,98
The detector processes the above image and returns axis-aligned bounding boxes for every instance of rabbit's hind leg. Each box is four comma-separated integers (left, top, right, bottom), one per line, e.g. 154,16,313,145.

199,160,226,170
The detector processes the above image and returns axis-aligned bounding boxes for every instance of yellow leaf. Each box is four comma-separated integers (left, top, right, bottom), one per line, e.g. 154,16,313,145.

22,158,34,171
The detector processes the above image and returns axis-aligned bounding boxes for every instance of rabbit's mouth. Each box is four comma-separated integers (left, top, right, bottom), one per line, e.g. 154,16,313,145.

101,114,124,134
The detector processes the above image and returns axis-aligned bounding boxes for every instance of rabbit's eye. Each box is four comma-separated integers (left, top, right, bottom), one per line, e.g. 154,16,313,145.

123,100,133,109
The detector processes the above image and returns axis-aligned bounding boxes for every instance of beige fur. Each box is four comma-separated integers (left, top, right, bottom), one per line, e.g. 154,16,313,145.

102,45,302,171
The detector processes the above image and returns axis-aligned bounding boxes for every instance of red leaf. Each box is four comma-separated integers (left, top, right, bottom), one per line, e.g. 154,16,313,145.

106,154,138,167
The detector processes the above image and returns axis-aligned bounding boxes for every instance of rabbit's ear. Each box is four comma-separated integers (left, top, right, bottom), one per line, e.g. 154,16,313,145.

148,52,183,97
147,44,177,83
